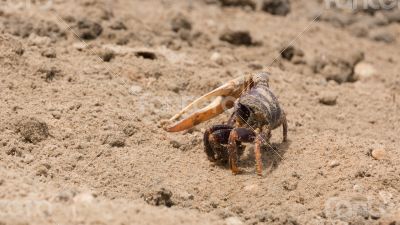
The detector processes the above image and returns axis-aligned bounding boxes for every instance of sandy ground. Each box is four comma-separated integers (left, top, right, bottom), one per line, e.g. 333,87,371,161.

0,0,399,224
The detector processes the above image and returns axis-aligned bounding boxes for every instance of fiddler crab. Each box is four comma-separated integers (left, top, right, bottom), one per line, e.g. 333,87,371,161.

165,72,287,175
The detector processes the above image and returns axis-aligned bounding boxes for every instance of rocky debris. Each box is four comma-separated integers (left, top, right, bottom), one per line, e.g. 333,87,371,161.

354,62,376,80
76,19,103,40
218,0,256,10
262,0,291,16
371,148,387,160
319,92,337,106
171,14,192,32
109,21,127,30
38,66,62,82
142,188,174,207
311,51,364,83
281,46,304,63
15,117,49,144
98,49,115,62
220,30,253,46
41,49,57,58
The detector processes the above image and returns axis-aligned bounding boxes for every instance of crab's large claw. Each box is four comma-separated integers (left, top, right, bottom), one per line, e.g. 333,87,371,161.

165,76,249,132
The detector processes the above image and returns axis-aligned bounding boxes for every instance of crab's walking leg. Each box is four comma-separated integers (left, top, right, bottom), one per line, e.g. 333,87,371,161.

255,135,263,176
228,128,256,175
282,112,288,142
204,125,233,162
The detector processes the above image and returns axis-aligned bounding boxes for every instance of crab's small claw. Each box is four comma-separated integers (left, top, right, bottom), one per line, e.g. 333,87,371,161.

165,76,250,132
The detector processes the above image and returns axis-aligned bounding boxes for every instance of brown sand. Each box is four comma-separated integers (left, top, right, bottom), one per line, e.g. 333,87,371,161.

0,0,399,224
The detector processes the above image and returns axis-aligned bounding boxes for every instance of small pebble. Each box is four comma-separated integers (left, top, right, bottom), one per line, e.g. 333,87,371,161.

329,160,340,168
319,93,337,106
210,52,223,65
129,85,143,95
371,148,387,160
243,184,258,192
225,217,244,225
353,184,363,192
354,62,376,81
73,42,87,51
74,192,95,204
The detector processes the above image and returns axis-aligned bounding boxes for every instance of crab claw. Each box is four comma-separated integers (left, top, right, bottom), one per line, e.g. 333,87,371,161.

165,76,250,132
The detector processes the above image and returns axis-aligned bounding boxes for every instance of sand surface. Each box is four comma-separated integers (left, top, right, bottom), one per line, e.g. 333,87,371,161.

0,0,399,224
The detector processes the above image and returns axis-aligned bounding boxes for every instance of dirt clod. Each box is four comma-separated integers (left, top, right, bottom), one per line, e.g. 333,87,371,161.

38,66,62,82
15,117,49,144
99,49,115,62
262,0,291,16
123,124,137,136
36,163,51,177
142,188,174,207
218,0,256,10
312,51,364,83
220,30,252,46
281,46,304,62
170,140,183,149
171,15,192,32
76,19,103,40
104,133,126,147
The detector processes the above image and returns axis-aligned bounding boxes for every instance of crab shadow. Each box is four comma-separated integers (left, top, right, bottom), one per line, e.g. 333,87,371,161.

212,140,291,175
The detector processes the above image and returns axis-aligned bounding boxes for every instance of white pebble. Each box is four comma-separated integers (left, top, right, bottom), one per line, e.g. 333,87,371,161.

371,148,387,160
329,160,340,168
225,217,243,225
354,62,376,81
210,52,223,65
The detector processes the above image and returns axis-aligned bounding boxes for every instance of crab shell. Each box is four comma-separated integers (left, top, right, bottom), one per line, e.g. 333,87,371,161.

165,72,273,132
